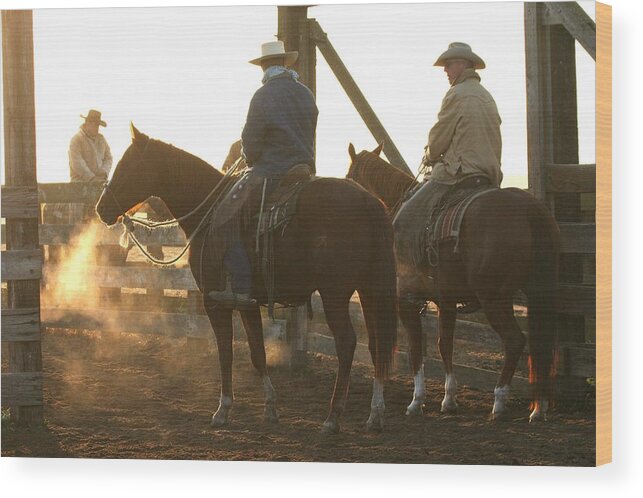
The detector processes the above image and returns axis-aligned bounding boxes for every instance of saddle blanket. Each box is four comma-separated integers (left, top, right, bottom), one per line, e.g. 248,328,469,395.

428,186,498,254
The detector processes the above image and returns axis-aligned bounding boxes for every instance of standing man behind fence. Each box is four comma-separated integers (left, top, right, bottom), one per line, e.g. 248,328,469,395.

69,109,112,183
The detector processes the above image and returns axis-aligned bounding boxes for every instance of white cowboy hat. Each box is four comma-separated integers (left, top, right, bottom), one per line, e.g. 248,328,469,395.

249,40,298,67
80,109,107,127
433,42,486,70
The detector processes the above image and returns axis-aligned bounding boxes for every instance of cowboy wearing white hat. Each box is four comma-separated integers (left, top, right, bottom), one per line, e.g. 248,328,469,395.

423,42,501,186
249,40,299,67
393,41,502,302
207,40,318,308
69,109,112,183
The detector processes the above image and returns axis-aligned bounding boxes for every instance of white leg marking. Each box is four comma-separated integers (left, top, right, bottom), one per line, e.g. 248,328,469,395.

211,393,233,427
441,373,458,413
406,366,425,415
262,375,279,423
367,378,386,432
491,385,510,419
263,375,276,403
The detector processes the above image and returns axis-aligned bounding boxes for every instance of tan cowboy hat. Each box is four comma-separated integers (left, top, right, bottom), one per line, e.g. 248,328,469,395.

433,42,486,70
80,109,107,127
249,41,298,67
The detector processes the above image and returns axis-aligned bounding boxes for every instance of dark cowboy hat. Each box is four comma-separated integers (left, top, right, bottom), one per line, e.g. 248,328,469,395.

80,109,107,127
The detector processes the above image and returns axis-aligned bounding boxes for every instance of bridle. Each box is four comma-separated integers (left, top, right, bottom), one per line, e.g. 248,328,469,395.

101,139,245,265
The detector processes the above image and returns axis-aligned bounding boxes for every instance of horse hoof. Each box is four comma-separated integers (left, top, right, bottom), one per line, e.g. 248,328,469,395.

211,411,229,428
366,418,384,433
489,410,505,422
264,406,279,424
529,411,547,423
406,401,424,416
440,400,458,414
366,407,385,432
321,420,340,435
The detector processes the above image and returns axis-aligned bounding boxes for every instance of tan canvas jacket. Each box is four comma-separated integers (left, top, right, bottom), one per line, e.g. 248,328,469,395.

426,68,503,186
69,127,113,182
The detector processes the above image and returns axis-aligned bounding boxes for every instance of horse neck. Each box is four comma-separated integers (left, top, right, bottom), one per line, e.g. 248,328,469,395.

358,156,417,209
155,146,223,238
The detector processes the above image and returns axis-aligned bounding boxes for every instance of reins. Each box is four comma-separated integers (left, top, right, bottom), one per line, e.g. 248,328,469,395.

389,161,426,217
103,145,245,266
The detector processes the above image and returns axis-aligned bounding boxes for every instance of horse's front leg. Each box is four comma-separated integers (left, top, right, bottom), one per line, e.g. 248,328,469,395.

205,300,235,427
437,301,458,413
239,307,279,423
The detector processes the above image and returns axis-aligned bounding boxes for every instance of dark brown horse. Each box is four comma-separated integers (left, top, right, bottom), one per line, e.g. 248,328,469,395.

96,126,397,434
347,143,560,422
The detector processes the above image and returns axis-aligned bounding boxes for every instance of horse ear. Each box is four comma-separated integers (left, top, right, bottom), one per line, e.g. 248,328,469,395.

348,143,357,161
130,122,143,143
372,142,384,156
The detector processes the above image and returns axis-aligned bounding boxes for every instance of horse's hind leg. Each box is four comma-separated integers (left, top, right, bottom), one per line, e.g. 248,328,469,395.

320,290,356,434
239,307,278,424
358,290,386,432
399,298,425,415
479,295,526,420
437,301,459,413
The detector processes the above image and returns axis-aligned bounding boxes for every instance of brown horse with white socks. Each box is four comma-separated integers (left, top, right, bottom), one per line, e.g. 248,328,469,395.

347,143,560,422
96,126,397,434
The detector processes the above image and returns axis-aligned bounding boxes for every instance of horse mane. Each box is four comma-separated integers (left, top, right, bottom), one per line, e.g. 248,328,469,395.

148,138,222,182
351,150,417,209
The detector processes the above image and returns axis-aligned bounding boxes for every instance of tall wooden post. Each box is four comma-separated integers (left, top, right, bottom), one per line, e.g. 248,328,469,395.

549,22,585,344
525,3,597,403
277,6,316,97
277,6,315,369
2,10,44,424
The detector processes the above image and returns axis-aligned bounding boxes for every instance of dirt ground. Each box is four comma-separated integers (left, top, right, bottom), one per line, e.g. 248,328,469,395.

2,328,595,465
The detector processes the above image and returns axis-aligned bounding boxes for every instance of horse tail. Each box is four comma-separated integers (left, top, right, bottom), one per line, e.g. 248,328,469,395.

366,203,398,380
525,199,560,407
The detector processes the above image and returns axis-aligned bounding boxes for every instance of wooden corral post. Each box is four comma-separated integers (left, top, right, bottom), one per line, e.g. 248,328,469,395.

526,2,592,344
276,6,314,368
1,10,44,424
287,303,309,369
524,2,597,401
278,5,316,98
549,22,587,345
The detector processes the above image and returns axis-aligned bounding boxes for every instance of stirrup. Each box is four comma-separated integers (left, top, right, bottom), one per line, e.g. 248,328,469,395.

208,289,257,309
208,280,257,309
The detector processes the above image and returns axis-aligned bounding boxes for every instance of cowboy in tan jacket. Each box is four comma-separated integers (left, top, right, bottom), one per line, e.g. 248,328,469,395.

69,109,112,183
424,42,502,187
393,43,502,290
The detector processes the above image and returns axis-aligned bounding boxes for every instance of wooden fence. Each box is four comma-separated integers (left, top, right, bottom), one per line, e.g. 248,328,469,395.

1,10,44,423
524,3,597,395
5,182,594,401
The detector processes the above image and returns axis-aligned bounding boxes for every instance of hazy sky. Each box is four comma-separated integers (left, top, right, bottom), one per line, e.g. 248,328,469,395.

1,1,595,187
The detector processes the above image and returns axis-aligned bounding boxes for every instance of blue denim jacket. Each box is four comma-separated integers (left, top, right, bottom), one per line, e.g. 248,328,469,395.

241,70,318,178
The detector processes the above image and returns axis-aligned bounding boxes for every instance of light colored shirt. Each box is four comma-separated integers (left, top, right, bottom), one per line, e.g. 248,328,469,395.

426,68,503,186
68,126,113,182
